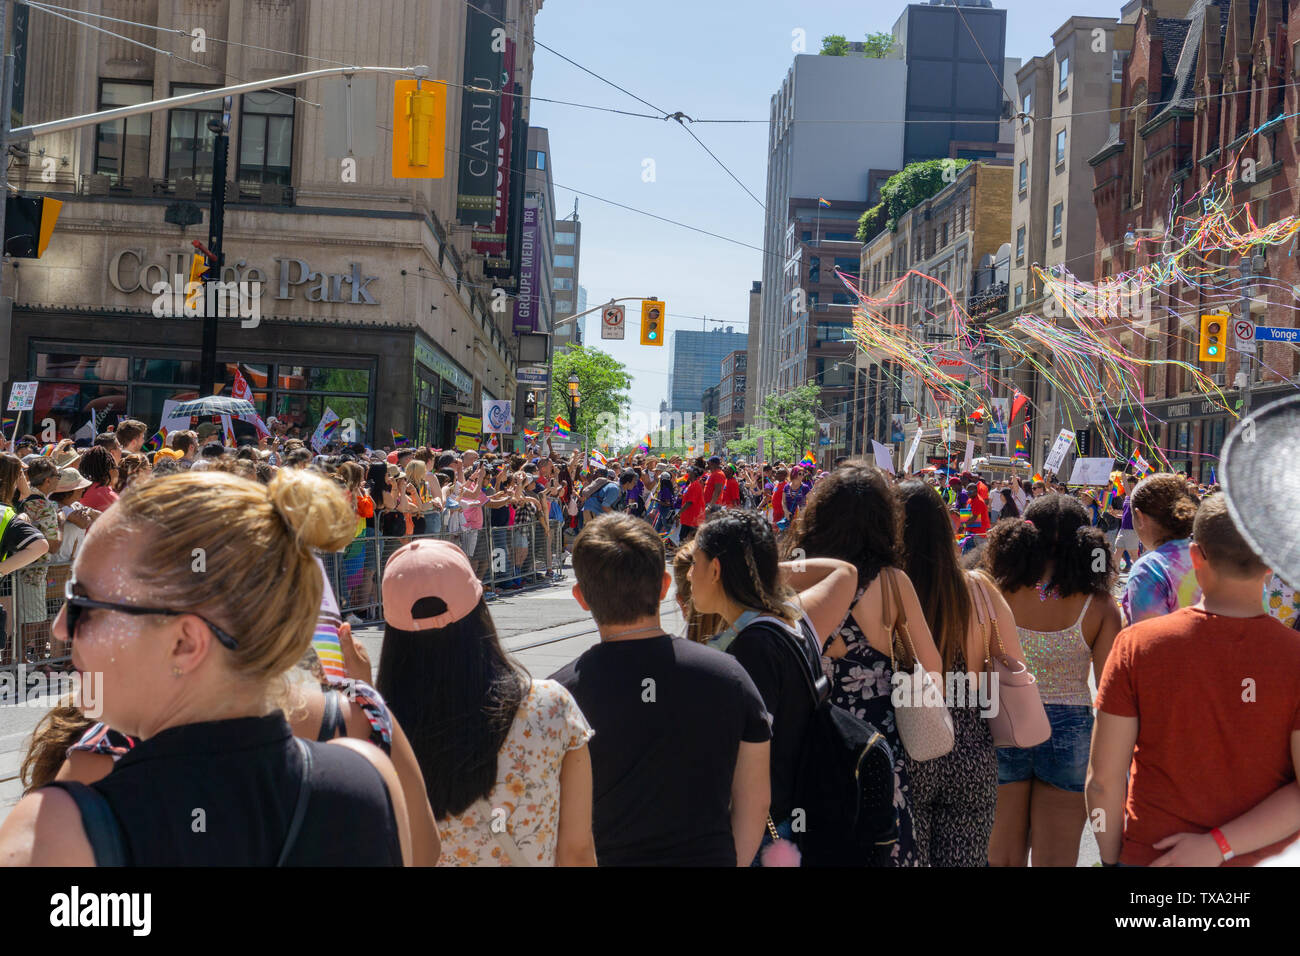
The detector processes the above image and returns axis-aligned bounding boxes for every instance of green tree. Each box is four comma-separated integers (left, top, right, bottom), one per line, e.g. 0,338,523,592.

730,383,820,462
862,31,896,58
545,345,631,441
819,34,850,56
877,158,972,232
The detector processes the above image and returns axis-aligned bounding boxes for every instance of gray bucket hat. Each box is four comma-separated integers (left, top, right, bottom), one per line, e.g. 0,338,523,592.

1221,393,1300,586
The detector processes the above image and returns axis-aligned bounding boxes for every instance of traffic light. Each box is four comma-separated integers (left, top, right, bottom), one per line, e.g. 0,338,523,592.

524,390,537,418
641,299,665,346
4,195,63,258
185,252,208,311
391,80,446,179
1199,313,1227,362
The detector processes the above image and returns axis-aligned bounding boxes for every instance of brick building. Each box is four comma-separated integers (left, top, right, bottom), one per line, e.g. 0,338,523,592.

1091,0,1300,482
719,348,747,443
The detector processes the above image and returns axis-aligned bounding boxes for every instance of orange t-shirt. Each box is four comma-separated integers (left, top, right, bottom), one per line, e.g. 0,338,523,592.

1095,607,1300,866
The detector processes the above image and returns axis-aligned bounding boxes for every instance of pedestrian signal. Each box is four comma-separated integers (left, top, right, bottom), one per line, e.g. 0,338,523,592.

641,299,665,346
391,80,446,179
1199,313,1227,363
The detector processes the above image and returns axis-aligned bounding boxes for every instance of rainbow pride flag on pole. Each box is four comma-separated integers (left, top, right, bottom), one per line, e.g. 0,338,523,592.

391,429,410,447
800,451,816,468
1128,451,1155,478
523,427,538,439
553,416,572,438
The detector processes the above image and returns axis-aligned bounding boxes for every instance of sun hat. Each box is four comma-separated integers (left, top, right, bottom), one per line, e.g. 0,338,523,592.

54,467,92,493
1221,393,1300,586
382,539,483,630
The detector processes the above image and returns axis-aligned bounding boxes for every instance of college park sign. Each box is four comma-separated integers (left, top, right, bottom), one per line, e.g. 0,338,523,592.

108,249,381,306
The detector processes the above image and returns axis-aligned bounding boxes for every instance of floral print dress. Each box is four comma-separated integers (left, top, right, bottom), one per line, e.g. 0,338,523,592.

437,678,593,867
823,589,920,867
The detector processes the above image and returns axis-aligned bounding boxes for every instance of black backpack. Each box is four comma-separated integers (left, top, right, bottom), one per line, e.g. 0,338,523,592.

764,618,899,866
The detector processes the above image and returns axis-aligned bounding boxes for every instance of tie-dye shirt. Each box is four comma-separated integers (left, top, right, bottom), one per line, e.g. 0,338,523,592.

1122,538,1201,626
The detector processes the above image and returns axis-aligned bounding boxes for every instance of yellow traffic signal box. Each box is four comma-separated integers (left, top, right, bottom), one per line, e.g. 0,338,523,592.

641,299,665,346
392,80,447,179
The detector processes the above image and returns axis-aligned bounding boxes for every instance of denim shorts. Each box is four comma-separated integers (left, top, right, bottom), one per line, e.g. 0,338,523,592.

996,704,1094,792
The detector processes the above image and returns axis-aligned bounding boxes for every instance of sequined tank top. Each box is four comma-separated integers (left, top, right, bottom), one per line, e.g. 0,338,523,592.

1015,594,1093,706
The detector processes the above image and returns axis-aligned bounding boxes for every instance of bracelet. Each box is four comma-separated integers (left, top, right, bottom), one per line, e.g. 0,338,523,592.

1210,827,1235,862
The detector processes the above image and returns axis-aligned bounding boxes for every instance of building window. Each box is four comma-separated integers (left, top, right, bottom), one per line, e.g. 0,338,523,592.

554,254,575,268
1021,91,1032,126
1058,55,1069,92
1016,226,1026,262
826,231,855,241
167,85,225,187
555,300,573,313
238,89,295,187
1014,283,1023,307
832,292,850,305
527,149,546,170
1056,129,1067,165
1052,202,1063,238
940,223,949,248
1018,160,1027,191
833,256,860,276
553,277,573,290
1112,49,1129,83
555,232,575,247
801,230,812,241
809,256,821,282
1131,81,1148,207
95,80,153,184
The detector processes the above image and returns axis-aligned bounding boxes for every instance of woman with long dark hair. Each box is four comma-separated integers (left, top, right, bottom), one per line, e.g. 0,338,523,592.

377,540,596,866
782,463,943,867
997,487,1020,521
896,480,1028,866
689,509,858,864
981,493,1122,867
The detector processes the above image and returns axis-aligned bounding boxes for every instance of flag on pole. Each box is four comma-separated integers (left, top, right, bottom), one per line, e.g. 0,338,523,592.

553,416,571,438
145,428,167,452
523,427,538,439
817,197,831,208
391,429,411,447
221,415,237,447
1128,451,1155,478
590,449,608,468
231,367,254,403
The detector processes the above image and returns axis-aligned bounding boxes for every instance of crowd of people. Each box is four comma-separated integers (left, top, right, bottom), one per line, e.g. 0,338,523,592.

0,408,1296,869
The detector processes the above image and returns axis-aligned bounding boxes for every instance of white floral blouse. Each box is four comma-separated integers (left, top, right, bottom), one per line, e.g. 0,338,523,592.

436,678,593,867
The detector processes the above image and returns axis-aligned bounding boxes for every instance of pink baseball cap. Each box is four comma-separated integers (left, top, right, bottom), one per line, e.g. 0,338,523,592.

382,540,483,631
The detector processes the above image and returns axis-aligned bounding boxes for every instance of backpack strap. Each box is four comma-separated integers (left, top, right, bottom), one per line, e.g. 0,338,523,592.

44,781,128,867
317,688,347,741
277,738,314,867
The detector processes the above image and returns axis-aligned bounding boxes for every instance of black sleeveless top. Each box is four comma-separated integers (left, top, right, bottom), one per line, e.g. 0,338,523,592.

86,713,402,866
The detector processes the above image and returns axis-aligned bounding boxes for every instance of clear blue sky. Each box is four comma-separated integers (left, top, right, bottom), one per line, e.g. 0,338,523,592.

528,0,1119,423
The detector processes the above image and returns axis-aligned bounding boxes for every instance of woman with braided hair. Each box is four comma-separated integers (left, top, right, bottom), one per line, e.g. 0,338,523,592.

689,508,858,865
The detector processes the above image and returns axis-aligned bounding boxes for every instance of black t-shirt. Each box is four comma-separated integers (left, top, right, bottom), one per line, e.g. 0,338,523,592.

726,618,818,824
0,510,45,562
550,635,771,866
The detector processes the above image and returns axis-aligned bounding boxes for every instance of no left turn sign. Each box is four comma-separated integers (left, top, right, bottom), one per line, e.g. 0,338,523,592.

1234,319,1255,342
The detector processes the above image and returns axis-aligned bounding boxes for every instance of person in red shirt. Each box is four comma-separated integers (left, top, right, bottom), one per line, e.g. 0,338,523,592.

1089,494,1300,867
967,482,990,534
704,456,726,507
678,468,706,542
721,465,741,507
769,467,789,528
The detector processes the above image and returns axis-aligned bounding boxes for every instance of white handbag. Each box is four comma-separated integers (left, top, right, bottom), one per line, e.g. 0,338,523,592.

882,569,955,761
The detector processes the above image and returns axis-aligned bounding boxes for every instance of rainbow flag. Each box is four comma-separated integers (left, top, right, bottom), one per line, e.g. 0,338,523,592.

523,427,538,439
1032,473,1043,484
799,451,816,468
590,449,608,467
2,416,15,434
391,428,410,447
675,473,689,486
1013,439,1028,459
1128,452,1155,478
145,428,167,453
553,416,571,438
818,197,831,208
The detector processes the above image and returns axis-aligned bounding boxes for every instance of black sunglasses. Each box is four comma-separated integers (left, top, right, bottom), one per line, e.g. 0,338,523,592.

63,579,240,651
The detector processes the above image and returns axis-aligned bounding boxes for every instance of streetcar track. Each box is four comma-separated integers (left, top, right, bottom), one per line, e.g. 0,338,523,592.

509,596,680,652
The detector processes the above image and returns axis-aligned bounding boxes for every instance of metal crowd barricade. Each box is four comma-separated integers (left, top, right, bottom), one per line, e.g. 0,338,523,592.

3,558,74,671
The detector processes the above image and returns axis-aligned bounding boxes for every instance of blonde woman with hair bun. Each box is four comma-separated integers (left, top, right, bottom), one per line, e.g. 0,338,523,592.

0,469,412,866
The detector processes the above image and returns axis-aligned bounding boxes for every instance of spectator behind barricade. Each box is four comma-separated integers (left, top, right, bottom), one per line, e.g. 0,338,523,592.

671,542,724,643
51,468,96,562
378,539,596,866
77,447,119,512
195,422,221,447
981,493,1122,867
552,514,772,866
1090,493,1300,867
283,447,313,471
115,453,151,494
0,468,412,865
114,420,148,454
94,432,122,466
1123,474,1201,626
189,443,228,473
